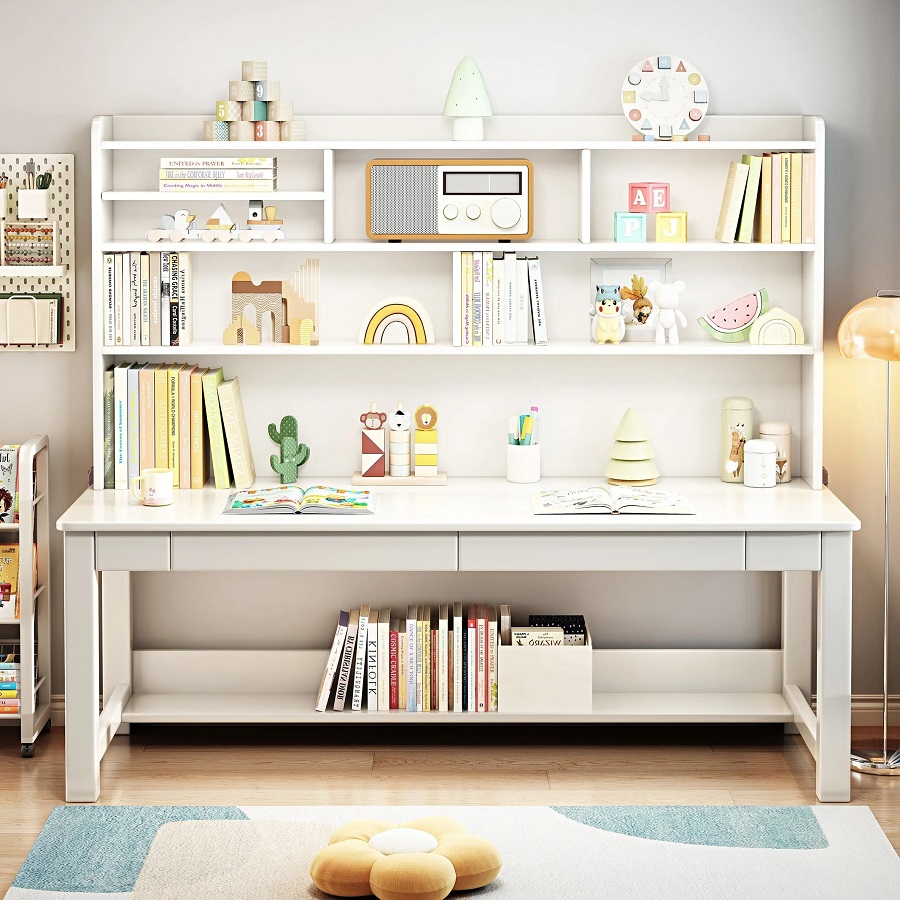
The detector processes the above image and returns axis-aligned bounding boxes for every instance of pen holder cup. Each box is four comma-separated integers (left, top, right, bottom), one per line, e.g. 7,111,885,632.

17,189,50,220
507,444,541,484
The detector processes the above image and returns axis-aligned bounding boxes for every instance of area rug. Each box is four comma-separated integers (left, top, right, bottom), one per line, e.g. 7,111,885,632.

5,804,899,899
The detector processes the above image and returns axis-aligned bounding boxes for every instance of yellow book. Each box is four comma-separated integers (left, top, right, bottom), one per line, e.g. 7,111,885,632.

0,689,18,698
154,363,169,468
190,367,209,489
167,364,185,485
801,153,816,244
0,545,20,620
781,154,791,242
789,152,803,244
755,155,773,244
216,376,256,489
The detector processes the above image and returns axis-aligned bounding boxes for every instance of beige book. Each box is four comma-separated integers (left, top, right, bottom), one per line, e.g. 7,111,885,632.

714,161,750,243
190,368,209,489
167,364,185,485
217,377,256,489
154,363,169,468
178,366,196,489
789,152,802,243
770,154,782,244
801,153,816,244
138,363,156,472
755,155,773,243
781,154,791,242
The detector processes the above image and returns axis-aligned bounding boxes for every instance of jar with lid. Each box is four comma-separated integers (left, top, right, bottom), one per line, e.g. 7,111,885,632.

759,421,792,483
743,439,778,488
721,396,754,483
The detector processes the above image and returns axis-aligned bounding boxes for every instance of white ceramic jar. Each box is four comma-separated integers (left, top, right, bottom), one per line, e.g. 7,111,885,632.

743,439,777,488
759,421,792,483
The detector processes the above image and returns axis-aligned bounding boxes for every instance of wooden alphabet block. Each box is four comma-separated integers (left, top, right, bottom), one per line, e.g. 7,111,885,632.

656,211,688,242
242,60,268,81
254,80,281,101
204,120,230,141
254,121,280,142
647,183,670,212
267,100,293,122
614,212,647,242
280,120,307,141
229,80,254,101
216,100,242,122
229,121,255,141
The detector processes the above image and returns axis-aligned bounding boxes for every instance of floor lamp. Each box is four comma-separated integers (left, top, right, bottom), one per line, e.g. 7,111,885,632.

838,290,900,775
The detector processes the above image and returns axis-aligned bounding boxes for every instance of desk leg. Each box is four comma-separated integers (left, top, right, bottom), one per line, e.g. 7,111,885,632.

102,571,132,736
782,571,813,734
64,532,101,802
816,531,852,802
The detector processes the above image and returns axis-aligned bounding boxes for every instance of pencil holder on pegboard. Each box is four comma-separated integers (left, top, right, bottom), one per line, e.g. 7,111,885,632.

0,154,75,350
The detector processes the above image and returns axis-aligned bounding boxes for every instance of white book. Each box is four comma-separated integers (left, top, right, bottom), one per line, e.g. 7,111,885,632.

113,364,131,489
452,601,463,712
487,606,498,712
333,609,359,711
770,154,782,244
482,252,493,347
351,604,370,711
451,251,462,347
126,365,140,483
516,256,529,345
467,610,476,713
472,251,482,347
103,254,115,346
527,257,548,345
438,604,449,712
160,252,171,346
140,252,150,346
406,604,417,712
503,251,516,344
178,252,192,345
117,254,127,346
366,609,379,711
416,605,424,711
461,251,473,347
315,610,349,712
492,253,504,345
377,609,390,711
129,253,141,346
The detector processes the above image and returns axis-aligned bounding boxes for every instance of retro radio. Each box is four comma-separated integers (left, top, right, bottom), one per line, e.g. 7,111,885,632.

366,159,533,240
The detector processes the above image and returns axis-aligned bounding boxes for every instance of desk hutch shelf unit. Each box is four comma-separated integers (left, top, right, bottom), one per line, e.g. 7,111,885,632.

0,435,52,756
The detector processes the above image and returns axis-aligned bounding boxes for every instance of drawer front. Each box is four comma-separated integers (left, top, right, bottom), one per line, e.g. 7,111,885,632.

96,533,171,571
459,532,745,571
746,532,821,571
172,532,458,571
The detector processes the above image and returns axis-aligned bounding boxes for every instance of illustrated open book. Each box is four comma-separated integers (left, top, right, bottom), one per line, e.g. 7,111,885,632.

223,485,377,515
532,485,694,515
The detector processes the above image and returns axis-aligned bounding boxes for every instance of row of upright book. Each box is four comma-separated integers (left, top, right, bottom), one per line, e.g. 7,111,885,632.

103,365,256,490
715,152,815,244
159,156,278,193
0,644,36,715
102,251,193,348
456,251,548,347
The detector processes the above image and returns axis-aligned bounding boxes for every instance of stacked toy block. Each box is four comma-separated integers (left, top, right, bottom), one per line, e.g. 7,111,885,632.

204,61,306,142
614,182,688,242
414,427,438,477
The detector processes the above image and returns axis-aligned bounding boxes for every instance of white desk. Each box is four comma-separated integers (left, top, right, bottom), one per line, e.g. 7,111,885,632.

58,477,859,803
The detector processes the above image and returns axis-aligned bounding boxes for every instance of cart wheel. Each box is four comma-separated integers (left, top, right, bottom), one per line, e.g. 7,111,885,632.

21,743,34,758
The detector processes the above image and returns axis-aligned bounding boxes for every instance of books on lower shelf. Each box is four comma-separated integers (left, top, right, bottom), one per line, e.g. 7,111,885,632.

715,152,815,244
103,251,192,348
223,485,376,515
103,363,252,490
158,157,277,193
0,643,37,714
455,251,548,347
531,486,694,515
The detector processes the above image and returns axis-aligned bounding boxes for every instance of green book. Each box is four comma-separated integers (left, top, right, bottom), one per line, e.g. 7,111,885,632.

201,367,231,489
103,366,114,489
736,155,763,243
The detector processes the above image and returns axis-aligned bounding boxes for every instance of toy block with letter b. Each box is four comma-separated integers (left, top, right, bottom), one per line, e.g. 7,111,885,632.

614,212,647,242
656,211,688,242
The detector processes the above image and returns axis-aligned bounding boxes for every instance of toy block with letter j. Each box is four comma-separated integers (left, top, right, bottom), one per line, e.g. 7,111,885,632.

656,211,688,242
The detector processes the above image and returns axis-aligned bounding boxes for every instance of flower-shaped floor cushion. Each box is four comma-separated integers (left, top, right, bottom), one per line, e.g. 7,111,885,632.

309,816,502,899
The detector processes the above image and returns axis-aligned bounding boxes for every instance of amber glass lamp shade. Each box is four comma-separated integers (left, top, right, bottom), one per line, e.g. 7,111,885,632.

838,294,900,361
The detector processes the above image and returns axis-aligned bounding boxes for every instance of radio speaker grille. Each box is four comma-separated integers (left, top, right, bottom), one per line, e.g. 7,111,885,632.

370,165,438,235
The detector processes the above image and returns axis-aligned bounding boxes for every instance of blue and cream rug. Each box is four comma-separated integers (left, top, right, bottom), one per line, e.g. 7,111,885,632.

6,804,899,898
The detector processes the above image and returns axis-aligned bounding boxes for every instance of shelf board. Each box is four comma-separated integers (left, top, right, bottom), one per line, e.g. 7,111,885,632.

102,191,325,201
121,691,792,724
0,266,66,277
100,238,815,254
100,339,816,358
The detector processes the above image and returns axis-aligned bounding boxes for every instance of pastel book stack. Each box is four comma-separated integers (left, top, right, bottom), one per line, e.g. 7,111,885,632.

205,60,306,142
0,647,24,715
159,157,277,194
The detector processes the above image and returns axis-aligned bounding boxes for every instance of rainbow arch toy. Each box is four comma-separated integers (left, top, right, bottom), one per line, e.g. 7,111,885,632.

359,296,435,345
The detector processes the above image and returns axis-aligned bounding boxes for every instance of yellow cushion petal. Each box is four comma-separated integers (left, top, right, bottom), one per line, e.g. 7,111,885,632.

309,838,382,897
399,816,468,840
329,820,398,845
369,852,456,900
432,834,503,891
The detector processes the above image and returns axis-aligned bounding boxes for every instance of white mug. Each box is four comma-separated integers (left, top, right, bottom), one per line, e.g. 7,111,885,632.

130,468,174,506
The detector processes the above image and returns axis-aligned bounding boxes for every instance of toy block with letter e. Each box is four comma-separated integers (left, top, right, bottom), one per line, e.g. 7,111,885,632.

629,182,670,213
614,212,647,242
656,211,688,242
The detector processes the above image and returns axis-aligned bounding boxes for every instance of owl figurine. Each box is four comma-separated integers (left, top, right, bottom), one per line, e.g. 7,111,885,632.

590,285,625,344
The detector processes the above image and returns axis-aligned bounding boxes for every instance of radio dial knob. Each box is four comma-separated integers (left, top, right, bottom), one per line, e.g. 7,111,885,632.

443,204,458,220
491,197,521,229
465,204,481,220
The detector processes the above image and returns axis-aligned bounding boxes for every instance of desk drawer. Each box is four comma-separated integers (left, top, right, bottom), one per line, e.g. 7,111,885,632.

746,532,821,571
96,533,171,571
459,532,744,571
171,532,458,571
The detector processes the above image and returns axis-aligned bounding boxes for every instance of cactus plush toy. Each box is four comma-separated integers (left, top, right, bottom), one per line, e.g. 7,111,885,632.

268,415,310,483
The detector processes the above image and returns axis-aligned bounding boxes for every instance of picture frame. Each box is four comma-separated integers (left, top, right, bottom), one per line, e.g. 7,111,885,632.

590,257,672,342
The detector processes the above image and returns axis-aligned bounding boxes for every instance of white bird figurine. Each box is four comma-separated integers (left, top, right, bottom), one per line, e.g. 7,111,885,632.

172,209,195,231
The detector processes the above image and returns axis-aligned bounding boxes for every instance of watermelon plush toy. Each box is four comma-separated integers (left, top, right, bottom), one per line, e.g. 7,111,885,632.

698,288,769,342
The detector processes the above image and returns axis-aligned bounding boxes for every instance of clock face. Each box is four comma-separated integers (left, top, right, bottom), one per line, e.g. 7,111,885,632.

622,56,709,140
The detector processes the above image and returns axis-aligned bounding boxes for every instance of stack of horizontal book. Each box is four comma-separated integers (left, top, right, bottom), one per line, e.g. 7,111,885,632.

158,157,277,193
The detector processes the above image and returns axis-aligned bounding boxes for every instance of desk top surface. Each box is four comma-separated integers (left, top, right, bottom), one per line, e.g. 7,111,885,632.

57,477,860,534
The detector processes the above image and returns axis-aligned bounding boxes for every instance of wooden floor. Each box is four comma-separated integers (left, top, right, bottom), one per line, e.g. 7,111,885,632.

1,723,899,891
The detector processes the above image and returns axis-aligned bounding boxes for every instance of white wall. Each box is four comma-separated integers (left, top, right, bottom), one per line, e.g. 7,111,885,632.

1,0,896,698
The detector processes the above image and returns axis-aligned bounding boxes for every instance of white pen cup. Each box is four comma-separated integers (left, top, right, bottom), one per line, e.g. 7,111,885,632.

130,468,174,506
17,189,50,220
507,444,541,484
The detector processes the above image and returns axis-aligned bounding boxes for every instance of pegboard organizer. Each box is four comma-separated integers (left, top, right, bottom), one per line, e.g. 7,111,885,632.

0,154,74,350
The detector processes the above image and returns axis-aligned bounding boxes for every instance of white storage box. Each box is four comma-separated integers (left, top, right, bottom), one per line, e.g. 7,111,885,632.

498,624,592,714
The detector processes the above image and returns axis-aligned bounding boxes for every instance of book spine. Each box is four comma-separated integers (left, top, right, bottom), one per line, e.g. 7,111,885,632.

431,628,437,710
160,252,171,346
190,369,207,489
168,366,179,485
461,251,473,346
482,252,493,347
439,616,448,712
756,155,772,243
202,370,231,489
397,630,406,710
487,614,498,713
103,369,115,488
160,157,277,168
351,611,368,711
503,252,517,343
0,682,18,690
159,169,277,179
217,379,255,490
781,154,791,242
736,155,762,244
389,627,399,709
515,257,529,344
460,608,468,711
366,615,378,710
332,617,358,711
149,252,161,345
451,251,462,347
169,252,180,346
127,367,140,484
154,365,168,468
140,252,150,345
801,153,816,244
492,253,504,345
527,257,548,345
129,253,140,346
714,162,749,243
416,614,424,712
138,366,155,473
790,152,802,244
159,180,277,191
114,253,124,345
422,617,431,712
472,250,482,346
467,609,476,712
453,606,463,711
179,252,192,344
103,254,115,346
476,606,486,712
406,610,416,712
179,367,193,490
315,612,348,712
770,154,782,244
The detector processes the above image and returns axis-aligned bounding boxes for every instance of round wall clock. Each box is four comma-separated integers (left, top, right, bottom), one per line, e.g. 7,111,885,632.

621,56,709,140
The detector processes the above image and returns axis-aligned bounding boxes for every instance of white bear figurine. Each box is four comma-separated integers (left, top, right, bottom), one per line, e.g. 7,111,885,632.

647,281,687,345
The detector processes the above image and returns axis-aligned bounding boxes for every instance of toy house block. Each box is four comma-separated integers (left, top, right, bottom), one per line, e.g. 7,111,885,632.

229,80,254,101
229,121,255,142
280,120,307,141
216,100,242,122
232,271,286,343
267,100,293,122
242,100,268,122
242,60,268,81
656,211,688,242
255,121,281,141
614,212,646,242
254,80,281,101
204,120,230,141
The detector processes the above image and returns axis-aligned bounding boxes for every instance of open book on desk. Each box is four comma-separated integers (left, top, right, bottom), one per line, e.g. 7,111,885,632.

532,485,694,515
223,485,377,515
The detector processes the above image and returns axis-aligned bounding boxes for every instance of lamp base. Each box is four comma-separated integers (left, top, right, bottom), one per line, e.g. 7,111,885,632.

850,747,900,775
451,117,484,141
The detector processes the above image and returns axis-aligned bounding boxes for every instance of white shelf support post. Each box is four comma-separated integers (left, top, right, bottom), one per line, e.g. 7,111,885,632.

579,149,591,244
323,148,335,244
